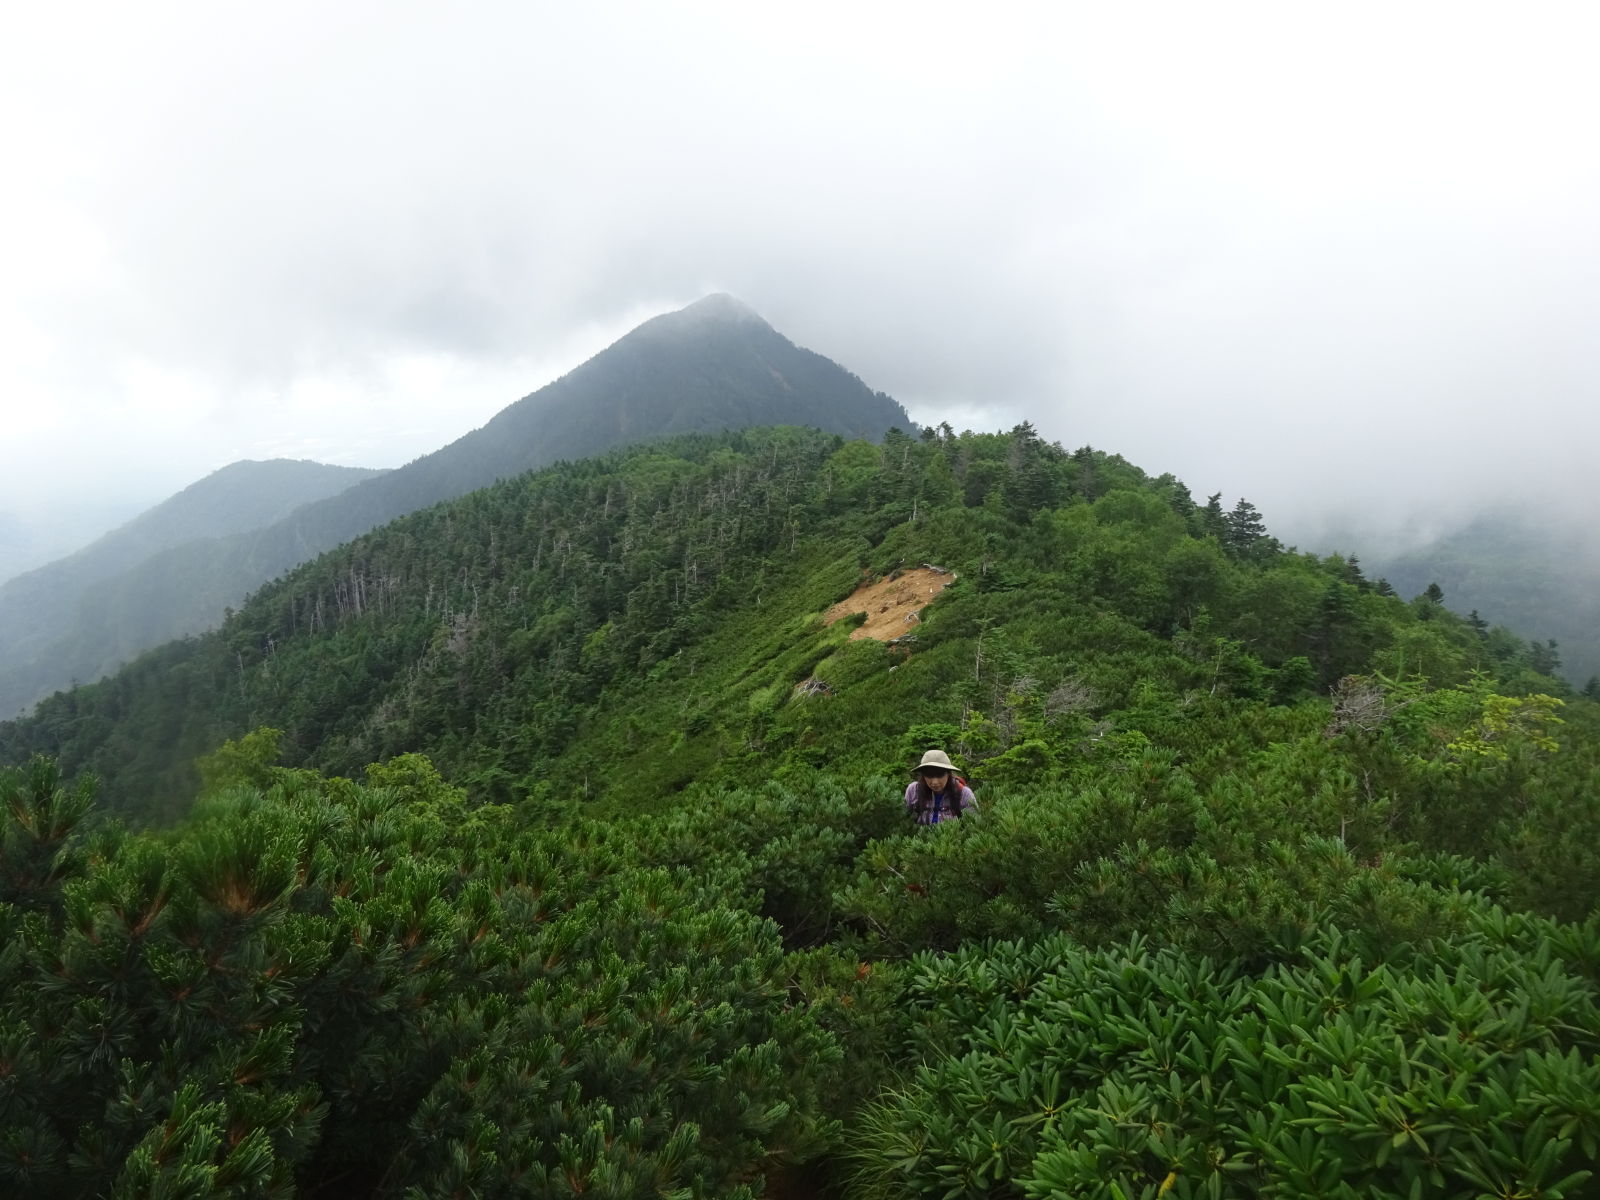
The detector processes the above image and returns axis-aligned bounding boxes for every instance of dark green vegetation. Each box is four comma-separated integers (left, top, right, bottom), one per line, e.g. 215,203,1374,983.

0,295,909,716
4,424,1598,1197
0,460,386,718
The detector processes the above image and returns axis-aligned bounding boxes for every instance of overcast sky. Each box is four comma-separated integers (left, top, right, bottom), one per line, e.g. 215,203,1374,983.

3,1,1597,580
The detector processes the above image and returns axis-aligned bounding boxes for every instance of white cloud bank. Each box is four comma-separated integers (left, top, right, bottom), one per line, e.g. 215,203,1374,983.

2,1,1597,574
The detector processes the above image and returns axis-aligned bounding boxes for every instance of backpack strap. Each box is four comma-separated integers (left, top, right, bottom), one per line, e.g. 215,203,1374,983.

915,776,971,819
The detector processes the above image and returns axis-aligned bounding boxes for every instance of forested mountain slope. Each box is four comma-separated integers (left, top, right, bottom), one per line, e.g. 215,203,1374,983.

4,425,1599,1197
0,296,910,718
0,459,385,717
232,295,912,566
0,423,1579,826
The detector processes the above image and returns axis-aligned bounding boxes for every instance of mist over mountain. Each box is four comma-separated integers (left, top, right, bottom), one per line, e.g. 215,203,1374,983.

306,293,912,533
6,459,387,598
1296,497,1600,688
0,515,30,586
1359,511,1600,687
0,297,911,716
8,11,1600,1189
0,460,386,715
0,495,156,589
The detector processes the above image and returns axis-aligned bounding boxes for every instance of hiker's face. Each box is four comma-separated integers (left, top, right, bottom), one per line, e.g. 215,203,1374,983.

922,770,950,789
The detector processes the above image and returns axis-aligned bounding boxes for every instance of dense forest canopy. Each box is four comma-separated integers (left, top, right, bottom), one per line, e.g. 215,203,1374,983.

4,423,1598,1197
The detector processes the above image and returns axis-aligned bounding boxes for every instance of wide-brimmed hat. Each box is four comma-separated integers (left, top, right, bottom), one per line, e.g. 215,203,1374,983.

912,749,958,776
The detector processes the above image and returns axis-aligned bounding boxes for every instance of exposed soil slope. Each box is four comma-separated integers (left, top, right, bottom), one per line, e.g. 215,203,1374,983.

823,566,956,641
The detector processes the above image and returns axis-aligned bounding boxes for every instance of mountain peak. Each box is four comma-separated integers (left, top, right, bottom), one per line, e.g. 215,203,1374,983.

0,299,911,714
679,293,764,322
637,294,769,338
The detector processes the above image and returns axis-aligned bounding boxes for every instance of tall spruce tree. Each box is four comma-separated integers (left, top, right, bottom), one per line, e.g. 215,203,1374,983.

1223,497,1268,558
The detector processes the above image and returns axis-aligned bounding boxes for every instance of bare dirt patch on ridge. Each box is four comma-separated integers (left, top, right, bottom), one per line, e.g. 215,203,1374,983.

823,567,957,641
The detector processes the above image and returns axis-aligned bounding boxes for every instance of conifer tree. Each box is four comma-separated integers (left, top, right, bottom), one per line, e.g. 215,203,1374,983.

1193,491,1227,540
1341,554,1369,589
1223,497,1269,558
1529,637,1562,677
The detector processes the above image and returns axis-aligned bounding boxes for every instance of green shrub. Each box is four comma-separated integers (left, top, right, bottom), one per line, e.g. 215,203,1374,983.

848,912,1600,1199
0,760,839,1197
813,639,891,692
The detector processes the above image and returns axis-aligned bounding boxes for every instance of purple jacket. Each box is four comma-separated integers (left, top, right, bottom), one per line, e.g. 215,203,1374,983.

904,780,977,825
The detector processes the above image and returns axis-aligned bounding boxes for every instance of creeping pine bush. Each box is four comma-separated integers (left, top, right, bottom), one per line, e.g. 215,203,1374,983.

0,756,839,1197
837,776,1474,960
627,775,907,947
848,909,1600,1200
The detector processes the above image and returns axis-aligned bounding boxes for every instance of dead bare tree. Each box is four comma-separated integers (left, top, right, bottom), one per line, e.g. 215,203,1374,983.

1324,675,1413,738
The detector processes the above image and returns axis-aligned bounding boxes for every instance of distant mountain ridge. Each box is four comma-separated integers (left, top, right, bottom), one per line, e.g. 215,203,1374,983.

0,496,154,588
0,460,387,715
0,296,913,714
260,294,912,555
5,459,387,598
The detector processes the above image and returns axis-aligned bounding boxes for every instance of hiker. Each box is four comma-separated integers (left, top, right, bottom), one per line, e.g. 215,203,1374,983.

905,750,976,825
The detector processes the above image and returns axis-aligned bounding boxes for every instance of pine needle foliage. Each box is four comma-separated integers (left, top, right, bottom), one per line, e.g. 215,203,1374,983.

0,758,837,1196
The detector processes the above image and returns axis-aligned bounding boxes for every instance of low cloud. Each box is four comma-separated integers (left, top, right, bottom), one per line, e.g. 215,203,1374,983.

2,1,1597,572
